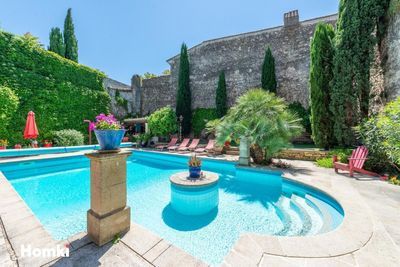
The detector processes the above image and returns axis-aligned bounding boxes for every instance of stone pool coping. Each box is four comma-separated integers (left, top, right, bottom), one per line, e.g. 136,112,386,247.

0,149,381,266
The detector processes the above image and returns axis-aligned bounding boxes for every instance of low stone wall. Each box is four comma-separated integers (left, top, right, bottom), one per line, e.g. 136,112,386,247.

277,149,328,161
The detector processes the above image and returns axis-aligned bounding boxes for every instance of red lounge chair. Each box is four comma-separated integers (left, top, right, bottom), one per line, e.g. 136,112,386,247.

169,138,190,151
333,146,378,177
156,137,178,150
195,140,215,153
178,139,200,151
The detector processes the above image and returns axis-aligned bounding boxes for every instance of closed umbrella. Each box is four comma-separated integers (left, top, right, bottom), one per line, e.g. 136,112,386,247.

24,111,39,147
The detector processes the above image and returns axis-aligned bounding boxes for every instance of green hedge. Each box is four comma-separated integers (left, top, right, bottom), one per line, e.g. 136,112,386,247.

0,31,110,145
192,108,218,137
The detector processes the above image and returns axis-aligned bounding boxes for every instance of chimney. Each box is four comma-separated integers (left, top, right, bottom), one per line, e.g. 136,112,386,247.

284,10,299,27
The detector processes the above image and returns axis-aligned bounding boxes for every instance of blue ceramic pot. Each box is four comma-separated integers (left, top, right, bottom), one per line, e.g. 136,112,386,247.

189,166,201,178
94,129,126,151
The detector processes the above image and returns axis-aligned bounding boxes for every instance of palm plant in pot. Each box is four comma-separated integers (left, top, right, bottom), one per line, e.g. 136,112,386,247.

188,154,202,178
90,114,125,151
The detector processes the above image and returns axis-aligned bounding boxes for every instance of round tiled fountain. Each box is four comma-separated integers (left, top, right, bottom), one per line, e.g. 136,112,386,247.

169,171,219,216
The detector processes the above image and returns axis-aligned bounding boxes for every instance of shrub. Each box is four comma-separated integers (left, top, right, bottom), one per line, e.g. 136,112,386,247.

288,102,311,134
309,23,335,149
0,30,110,145
192,108,218,137
216,89,303,164
261,47,277,92
53,129,84,146
357,97,400,174
316,157,334,168
148,106,177,137
176,43,192,135
216,71,227,118
0,86,19,135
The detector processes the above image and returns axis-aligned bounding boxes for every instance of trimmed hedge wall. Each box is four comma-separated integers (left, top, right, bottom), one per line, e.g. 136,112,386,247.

0,31,110,145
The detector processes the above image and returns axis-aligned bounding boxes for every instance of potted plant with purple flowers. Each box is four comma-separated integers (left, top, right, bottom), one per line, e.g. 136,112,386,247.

90,114,125,151
188,154,202,178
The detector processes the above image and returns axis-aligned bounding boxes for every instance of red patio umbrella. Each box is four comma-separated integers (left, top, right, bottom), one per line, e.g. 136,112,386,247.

23,111,39,139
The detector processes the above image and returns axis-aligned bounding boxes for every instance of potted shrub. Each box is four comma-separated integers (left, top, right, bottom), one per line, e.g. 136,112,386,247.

91,114,125,151
188,154,202,178
43,140,53,147
14,144,22,149
0,140,8,150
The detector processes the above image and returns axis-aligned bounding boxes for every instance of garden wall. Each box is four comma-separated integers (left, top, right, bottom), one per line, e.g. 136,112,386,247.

0,31,110,144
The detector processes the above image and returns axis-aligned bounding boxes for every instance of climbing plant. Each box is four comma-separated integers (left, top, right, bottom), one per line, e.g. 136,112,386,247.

0,30,110,145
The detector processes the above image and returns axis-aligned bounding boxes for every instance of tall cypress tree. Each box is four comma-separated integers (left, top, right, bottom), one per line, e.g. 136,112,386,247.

216,71,227,118
261,47,277,93
330,0,389,146
310,23,335,149
48,27,65,57
176,43,191,135
63,8,78,62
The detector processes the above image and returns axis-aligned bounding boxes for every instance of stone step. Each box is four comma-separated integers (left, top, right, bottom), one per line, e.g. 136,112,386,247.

305,194,333,234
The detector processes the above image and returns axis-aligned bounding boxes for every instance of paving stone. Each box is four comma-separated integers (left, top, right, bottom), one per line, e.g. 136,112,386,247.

143,239,171,263
121,224,161,255
153,245,207,267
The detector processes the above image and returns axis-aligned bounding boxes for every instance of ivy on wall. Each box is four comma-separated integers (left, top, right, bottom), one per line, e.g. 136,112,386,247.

0,30,110,145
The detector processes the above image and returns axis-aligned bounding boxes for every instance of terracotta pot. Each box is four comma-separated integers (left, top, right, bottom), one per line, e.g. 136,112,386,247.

0,146,6,150
14,144,22,149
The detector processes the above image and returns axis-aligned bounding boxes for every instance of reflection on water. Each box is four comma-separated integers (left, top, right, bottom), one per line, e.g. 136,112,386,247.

162,204,218,231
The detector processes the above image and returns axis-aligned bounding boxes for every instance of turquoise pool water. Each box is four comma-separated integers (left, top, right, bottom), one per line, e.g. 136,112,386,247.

1,151,343,265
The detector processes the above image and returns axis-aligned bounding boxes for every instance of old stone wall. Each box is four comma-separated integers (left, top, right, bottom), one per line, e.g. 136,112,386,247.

140,75,174,115
384,11,400,100
167,14,337,108
103,78,134,118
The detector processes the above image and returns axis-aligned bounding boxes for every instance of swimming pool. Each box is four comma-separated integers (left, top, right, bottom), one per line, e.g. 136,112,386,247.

0,150,344,265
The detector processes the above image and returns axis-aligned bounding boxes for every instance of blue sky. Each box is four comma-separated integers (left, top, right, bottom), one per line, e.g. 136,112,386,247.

0,0,339,84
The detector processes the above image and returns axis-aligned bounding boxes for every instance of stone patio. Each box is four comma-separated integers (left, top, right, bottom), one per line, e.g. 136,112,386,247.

0,150,399,266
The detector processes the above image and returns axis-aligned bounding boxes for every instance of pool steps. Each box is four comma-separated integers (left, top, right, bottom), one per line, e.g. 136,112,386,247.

306,194,333,234
273,193,334,236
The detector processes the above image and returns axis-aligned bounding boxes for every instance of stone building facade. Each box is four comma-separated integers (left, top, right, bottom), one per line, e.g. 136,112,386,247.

103,78,134,118
110,10,400,116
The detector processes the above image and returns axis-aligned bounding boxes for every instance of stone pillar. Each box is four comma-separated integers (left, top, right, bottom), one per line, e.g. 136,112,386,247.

85,151,132,246
239,137,250,166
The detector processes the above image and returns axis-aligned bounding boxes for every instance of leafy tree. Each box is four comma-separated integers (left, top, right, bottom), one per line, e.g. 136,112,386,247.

162,69,171,75
216,89,302,164
261,47,277,92
48,27,65,56
63,8,78,62
216,71,227,118
176,43,192,135
309,23,335,149
142,72,157,79
357,97,400,174
0,86,19,135
148,106,177,137
330,0,389,146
